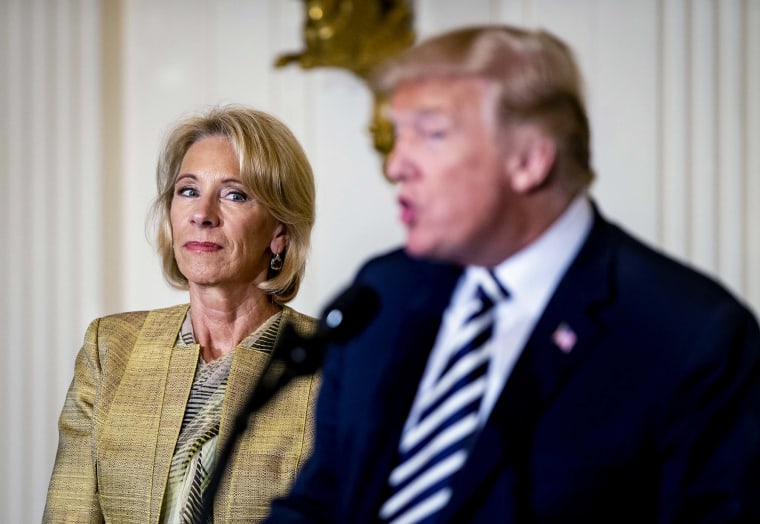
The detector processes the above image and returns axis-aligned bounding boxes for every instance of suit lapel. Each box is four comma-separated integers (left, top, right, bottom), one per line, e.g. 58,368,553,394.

351,262,463,523
441,212,616,522
145,306,199,523
217,341,271,455
213,332,273,521
97,304,195,524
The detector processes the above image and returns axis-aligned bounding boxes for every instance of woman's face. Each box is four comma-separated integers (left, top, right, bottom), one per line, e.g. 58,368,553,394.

170,135,285,291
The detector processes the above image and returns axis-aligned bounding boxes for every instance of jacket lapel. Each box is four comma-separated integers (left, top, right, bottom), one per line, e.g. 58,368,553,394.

145,306,199,523
97,304,195,523
351,262,463,523
217,340,271,456
441,211,616,522
212,330,272,521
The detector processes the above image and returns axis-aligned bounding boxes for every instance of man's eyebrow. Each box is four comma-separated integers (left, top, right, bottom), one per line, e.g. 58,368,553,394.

392,108,453,124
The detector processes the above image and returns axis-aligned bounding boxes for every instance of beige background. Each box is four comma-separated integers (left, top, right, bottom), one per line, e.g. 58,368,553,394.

1,0,759,521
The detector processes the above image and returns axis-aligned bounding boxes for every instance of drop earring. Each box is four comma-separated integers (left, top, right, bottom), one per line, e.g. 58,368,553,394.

270,252,283,271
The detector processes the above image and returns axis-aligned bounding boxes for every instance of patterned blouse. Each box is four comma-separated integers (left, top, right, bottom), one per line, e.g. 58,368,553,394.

160,309,283,523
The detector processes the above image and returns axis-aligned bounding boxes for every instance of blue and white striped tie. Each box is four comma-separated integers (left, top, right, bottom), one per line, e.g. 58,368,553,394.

379,272,508,524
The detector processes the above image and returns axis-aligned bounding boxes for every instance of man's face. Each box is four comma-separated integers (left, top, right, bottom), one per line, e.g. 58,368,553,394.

385,77,515,266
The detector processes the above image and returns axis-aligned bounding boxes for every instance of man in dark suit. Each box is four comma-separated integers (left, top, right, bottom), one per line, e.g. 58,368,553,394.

266,25,760,523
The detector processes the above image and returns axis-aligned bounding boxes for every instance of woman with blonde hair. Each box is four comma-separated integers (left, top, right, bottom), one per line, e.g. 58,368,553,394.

44,105,318,523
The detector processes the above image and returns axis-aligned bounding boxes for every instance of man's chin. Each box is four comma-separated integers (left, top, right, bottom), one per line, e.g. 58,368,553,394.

404,242,449,264
403,236,428,258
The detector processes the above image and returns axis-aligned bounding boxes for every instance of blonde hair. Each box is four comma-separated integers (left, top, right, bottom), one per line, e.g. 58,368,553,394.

371,25,595,191
149,105,315,304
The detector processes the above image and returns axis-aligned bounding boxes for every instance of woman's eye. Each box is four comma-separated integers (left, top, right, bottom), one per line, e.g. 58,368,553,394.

225,190,248,202
176,186,199,197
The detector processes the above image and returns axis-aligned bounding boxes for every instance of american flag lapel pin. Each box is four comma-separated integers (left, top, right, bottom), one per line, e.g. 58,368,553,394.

552,322,577,353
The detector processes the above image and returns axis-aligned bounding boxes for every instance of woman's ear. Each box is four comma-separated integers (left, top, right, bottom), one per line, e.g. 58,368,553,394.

504,125,556,194
270,223,288,255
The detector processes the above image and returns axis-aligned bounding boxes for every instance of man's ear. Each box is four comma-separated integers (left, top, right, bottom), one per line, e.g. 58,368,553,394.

504,126,556,194
270,223,288,254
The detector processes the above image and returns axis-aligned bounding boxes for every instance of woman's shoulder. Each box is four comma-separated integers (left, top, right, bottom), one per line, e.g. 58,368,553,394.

281,305,318,336
97,303,189,323
91,304,190,340
85,304,190,380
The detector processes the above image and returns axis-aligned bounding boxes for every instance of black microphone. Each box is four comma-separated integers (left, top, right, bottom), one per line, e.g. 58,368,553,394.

199,283,379,521
320,282,380,342
277,283,380,374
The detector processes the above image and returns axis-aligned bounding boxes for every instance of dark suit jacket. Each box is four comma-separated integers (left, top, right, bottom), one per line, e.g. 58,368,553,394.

267,209,760,523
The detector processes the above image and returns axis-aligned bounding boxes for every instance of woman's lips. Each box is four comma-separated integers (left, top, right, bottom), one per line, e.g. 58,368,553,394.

184,241,222,252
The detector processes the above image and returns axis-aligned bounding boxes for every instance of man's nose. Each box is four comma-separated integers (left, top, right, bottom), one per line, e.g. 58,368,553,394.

384,142,411,183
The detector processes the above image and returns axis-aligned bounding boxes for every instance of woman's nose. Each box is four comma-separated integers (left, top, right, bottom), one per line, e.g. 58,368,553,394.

190,197,220,227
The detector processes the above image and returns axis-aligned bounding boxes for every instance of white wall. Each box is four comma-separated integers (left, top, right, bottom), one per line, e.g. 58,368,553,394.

1,0,758,522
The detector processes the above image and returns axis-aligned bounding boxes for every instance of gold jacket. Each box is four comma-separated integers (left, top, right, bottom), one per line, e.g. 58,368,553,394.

43,304,319,523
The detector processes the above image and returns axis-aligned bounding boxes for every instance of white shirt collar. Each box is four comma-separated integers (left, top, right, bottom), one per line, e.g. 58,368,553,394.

462,194,593,316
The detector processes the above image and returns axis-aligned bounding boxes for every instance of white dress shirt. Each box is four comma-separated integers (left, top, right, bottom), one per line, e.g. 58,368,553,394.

402,195,594,434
